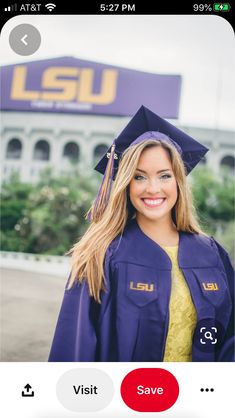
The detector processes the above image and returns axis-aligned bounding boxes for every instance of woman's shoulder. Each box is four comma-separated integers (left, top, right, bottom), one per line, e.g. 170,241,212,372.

197,233,229,257
179,231,233,263
209,236,233,265
195,233,234,270
105,219,135,261
106,235,122,258
182,230,223,249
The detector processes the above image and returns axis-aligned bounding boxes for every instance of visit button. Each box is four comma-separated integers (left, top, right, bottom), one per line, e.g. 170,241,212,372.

120,368,179,412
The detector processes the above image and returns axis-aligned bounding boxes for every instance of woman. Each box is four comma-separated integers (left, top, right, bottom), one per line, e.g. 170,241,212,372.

48,106,234,362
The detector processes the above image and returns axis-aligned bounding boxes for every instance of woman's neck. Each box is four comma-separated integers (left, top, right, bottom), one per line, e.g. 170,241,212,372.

136,215,179,247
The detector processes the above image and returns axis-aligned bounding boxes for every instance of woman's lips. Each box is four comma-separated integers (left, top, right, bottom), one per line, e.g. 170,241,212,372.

141,198,166,208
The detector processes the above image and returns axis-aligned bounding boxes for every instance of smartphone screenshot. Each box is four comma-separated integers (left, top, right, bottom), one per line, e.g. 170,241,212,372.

0,2,234,417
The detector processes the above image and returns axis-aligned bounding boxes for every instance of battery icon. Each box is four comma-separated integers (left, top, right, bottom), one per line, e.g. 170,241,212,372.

213,3,230,11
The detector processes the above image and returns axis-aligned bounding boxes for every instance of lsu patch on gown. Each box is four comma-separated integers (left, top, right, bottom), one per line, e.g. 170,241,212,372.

48,219,235,362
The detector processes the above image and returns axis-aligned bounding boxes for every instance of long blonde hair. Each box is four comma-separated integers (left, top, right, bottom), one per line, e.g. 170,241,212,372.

67,138,204,302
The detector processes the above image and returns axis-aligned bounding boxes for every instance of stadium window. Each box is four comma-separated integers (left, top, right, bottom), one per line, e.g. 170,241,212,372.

63,142,80,162
33,140,50,161
220,155,235,174
6,138,22,159
93,144,109,165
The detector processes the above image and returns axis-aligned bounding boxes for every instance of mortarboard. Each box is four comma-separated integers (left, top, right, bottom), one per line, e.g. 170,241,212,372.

95,105,208,177
89,105,209,222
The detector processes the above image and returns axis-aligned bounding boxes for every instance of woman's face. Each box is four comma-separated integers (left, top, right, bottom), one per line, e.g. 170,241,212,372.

129,145,178,223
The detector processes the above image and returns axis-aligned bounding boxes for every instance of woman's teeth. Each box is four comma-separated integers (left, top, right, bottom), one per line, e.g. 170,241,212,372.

142,198,165,207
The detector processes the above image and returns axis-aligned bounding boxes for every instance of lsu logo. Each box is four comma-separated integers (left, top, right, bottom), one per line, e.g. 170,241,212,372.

129,281,155,292
202,282,219,291
10,65,118,105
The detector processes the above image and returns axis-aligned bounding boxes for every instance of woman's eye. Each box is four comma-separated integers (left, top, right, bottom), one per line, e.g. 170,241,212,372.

160,174,172,180
134,175,146,181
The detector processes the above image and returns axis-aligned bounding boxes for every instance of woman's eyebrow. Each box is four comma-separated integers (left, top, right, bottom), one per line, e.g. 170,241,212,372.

136,168,172,174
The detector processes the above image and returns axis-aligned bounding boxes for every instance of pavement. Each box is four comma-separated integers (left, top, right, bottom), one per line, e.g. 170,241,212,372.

0,268,66,362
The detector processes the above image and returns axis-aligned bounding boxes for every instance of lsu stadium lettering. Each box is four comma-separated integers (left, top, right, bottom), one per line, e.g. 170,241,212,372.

11,66,118,105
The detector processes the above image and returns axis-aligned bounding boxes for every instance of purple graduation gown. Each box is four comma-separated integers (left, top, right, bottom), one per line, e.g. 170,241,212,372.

48,219,234,362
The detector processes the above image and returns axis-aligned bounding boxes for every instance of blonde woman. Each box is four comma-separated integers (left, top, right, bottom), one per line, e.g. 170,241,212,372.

49,106,234,362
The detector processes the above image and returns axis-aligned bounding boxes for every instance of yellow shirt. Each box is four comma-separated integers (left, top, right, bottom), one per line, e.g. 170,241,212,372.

162,245,197,362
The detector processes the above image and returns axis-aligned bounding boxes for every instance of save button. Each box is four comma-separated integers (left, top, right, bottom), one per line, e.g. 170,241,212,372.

120,368,179,412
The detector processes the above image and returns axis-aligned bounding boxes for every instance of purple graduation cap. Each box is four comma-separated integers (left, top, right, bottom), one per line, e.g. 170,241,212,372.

89,105,209,222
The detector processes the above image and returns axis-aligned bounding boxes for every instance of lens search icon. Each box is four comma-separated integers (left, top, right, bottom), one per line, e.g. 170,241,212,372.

200,327,217,345
193,319,225,352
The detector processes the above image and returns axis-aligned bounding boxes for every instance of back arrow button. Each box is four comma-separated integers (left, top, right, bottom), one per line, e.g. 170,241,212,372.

9,24,41,56
21,34,28,45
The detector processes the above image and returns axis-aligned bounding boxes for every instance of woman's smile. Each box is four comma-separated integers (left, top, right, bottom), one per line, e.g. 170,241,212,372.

141,197,166,208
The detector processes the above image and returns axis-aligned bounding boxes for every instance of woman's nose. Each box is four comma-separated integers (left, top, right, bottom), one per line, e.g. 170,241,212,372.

145,179,162,194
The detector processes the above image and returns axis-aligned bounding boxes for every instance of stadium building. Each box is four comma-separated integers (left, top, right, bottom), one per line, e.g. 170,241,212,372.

1,57,234,183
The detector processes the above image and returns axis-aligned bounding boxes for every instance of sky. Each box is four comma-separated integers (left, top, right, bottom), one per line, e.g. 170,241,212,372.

0,14,234,130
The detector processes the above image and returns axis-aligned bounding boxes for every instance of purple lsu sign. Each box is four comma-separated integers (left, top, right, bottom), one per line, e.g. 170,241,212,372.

0,56,181,117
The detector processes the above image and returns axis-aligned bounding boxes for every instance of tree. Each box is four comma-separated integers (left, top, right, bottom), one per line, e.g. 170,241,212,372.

191,167,234,262
0,167,100,255
0,172,33,252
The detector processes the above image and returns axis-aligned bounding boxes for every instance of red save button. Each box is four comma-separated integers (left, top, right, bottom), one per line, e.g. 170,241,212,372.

120,368,179,412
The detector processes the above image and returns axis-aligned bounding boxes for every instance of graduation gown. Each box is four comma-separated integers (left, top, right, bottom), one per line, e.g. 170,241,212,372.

48,219,234,362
